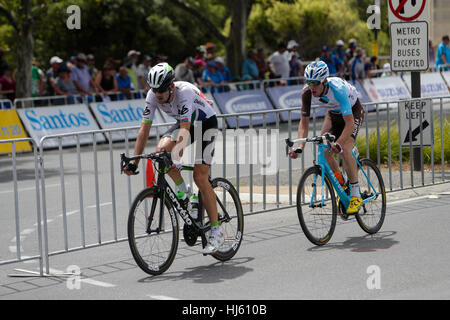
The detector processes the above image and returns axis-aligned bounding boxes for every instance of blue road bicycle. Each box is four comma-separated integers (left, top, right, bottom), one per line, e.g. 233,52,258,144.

286,133,386,246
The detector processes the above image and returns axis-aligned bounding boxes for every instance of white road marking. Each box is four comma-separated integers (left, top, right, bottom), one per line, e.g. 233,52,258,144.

390,195,436,206
147,295,179,300
0,183,59,195
49,268,116,287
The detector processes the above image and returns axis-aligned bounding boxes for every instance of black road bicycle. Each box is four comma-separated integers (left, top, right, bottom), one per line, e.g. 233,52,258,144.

120,151,244,275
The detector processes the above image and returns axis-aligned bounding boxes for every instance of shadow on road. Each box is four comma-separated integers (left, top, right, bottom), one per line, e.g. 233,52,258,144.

138,257,254,284
307,231,399,253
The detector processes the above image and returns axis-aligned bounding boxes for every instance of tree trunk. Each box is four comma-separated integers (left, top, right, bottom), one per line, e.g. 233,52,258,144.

15,0,33,100
226,0,252,80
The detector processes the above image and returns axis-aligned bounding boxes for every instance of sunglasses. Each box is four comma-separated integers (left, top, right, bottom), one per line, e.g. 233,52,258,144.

152,87,169,94
307,80,322,87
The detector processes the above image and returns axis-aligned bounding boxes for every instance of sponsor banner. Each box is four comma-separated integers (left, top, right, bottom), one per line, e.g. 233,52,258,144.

265,85,302,122
0,110,32,153
402,72,450,98
89,99,170,141
441,71,450,87
348,79,376,112
362,76,410,110
212,90,276,128
17,104,105,149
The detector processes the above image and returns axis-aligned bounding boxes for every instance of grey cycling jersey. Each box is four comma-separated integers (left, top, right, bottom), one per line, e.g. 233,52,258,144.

142,81,216,124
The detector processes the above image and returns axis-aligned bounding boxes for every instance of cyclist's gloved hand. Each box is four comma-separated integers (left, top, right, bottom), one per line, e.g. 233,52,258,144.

331,142,343,154
288,148,302,159
170,161,183,172
124,162,139,175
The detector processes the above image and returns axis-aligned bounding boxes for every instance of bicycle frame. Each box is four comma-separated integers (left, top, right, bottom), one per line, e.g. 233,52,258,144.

314,143,379,210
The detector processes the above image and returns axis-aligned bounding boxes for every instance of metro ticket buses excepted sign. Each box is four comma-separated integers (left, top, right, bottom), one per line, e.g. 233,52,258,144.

0,109,32,153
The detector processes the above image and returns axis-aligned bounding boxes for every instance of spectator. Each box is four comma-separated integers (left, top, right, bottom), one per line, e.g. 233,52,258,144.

45,56,63,96
137,55,153,90
202,60,225,93
320,45,343,77
87,54,98,80
381,63,392,78
256,48,268,80
67,55,77,70
242,49,259,81
332,40,346,60
175,56,195,83
287,40,303,82
205,42,216,56
215,57,232,83
126,50,141,90
31,57,45,97
53,64,78,96
116,66,133,99
348,48,365,80
193,59,207,87
268,42,290,85
434,35,450,71
95,62,118,101
194,46,206,61
364,56,379,78
286,40,300,60
70,53,97,96
0,65,15,101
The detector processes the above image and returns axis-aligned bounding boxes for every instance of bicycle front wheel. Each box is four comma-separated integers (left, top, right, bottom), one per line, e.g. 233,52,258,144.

200,177,244,261
128,187,179,275
355,159,386,234
297,166,337,246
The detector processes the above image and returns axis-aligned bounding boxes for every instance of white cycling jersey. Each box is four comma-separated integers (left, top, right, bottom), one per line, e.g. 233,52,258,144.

142,81,216,124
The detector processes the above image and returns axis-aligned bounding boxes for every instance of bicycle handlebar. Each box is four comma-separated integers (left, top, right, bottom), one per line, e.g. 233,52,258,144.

120,150,173,174
285,133,338,156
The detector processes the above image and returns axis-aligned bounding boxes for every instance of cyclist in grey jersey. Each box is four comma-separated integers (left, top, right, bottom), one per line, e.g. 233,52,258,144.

124,63,223,254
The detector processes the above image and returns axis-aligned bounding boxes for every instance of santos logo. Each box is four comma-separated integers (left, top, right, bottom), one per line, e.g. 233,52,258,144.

224,94,268,114
96,103,145,124
25,109,90,131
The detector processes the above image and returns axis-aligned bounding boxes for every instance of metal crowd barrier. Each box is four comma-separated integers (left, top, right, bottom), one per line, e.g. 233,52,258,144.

0,99,13,109
0,138,44,275
1,96,449,275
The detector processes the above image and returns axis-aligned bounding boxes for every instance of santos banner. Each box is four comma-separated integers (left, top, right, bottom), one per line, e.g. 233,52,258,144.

17,104,105,149
212,90,276,128
89,99,170,141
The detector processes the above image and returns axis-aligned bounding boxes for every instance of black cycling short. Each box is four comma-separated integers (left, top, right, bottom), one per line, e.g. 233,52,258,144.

328,99,364,140
161,115,218,165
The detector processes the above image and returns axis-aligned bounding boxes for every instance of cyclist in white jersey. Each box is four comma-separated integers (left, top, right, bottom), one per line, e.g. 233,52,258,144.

123,63,223,254
289,61,365,214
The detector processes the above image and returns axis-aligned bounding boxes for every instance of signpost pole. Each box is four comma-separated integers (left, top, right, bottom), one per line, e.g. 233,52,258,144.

411,71,422,171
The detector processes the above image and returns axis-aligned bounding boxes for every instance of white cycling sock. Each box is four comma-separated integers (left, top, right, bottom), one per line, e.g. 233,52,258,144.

350,182,360,197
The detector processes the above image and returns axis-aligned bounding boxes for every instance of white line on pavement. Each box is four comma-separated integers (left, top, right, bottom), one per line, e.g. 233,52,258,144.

0,183,59,195
49,268,116,288
147,295,179,300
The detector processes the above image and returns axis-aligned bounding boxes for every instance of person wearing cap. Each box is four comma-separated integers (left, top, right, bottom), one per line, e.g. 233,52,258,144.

348,47,366,80
332,40,346,60
381,63,392,78
201,60,225,93
193,59,207,87
215,57,232,83
126,50,141,90
53,64,78,97
175,56,195,84
205,42,216,56
45,56,63,96
137,55,153,90
241,49,259,81
268,42,290,85
320,45,343,77
86,54,98,79
70,53,98,96
287,40,303,83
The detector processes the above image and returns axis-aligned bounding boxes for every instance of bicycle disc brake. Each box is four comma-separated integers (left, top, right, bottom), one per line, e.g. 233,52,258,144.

183,223,199,246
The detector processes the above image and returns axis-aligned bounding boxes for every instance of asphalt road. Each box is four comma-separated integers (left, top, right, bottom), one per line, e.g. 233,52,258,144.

0,190,449,300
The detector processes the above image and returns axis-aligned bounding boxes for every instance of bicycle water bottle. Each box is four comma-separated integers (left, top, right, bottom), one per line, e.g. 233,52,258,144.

189,194,199,220
176,190,188,208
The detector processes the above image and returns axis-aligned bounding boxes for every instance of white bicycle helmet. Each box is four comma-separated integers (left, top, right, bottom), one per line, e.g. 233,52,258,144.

147,62,175,92
304,61,329,82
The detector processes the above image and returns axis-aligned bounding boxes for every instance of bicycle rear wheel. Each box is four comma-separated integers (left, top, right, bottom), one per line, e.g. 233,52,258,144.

297,166,337,246
200,177,244,261
128,187,179,275
355,159,386,234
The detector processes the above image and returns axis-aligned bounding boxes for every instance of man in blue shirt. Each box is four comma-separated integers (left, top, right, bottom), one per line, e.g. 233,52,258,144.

241,49,259,81
116,66,133,99
320,45,343,76
202,60,225,93
434,35,450,71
